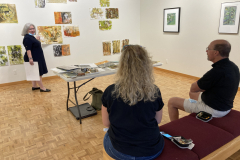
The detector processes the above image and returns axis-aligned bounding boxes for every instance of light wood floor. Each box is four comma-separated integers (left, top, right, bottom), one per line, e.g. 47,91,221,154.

0,68,240,160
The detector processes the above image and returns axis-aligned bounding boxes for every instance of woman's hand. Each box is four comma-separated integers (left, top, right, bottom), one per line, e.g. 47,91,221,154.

36,35,40,41
29,59,34,65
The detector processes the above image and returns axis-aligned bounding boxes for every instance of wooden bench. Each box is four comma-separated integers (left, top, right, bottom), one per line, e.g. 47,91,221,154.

103,109,240,160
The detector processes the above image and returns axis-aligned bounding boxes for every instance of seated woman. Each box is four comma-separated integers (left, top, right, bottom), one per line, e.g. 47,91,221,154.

102,45,164,160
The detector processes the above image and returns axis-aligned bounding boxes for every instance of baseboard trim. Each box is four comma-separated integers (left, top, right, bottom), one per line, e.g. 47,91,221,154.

153,67,240,91
154,67,200,80
0,75,59,87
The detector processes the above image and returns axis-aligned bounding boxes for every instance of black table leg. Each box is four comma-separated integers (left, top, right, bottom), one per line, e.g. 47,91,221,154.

74,81,82,124
67,82,70,111
67,78,96,124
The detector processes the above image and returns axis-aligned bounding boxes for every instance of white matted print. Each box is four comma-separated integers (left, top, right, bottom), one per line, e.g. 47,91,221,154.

163,7,180,33
219,2,240,33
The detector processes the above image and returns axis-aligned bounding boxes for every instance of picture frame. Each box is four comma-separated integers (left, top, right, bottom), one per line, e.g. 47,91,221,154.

163,7,181,33
219,2,240,34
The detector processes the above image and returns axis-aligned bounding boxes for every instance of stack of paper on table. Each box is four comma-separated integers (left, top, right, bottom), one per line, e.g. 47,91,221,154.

152,61,162,67
72,63,98,68
51,68,68,73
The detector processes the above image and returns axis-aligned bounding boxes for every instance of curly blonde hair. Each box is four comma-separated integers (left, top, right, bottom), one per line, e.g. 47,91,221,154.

112,45,159,106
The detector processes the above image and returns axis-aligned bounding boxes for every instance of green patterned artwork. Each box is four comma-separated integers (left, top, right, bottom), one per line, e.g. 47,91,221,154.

0,46,8,66
7,45,23,65
167,13,175,25
99,21,112,30
100,0,110,7
223,6,237,25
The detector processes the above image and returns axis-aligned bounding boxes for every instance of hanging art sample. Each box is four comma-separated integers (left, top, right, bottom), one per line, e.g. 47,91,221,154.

54,12,72,24
99,20,112,31
69,0,77,1
62,44,70,56
0,4,18,23
100,0,110,7
112,40,120,54
53,45,70,57
35,0,46,8
167,13,176,25
0,46,8,66
90,8,104,20
219,2,240,33
37,26,63,44
103,41,111,56
46,0,67,3
63,26,80,37
106,8,119,19
121,39,129,50
223,6,237,25
53,45,62,57
163,7,181,32
7,45,23,65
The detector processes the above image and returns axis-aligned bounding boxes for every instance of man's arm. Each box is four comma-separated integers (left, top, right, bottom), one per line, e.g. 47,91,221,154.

189,81,205,100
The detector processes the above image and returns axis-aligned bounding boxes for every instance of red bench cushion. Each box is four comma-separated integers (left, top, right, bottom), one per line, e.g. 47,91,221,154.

189,109,240,138
159,115,234,159
155,138,199,160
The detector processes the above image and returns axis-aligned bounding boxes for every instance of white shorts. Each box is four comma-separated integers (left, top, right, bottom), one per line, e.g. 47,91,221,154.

183,93,231,118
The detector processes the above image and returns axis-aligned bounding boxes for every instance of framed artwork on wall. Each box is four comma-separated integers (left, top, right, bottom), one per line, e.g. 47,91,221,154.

163,7,181,33
219,2,240,33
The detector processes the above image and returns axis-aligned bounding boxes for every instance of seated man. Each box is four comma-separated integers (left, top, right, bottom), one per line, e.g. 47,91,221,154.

168,39,239,121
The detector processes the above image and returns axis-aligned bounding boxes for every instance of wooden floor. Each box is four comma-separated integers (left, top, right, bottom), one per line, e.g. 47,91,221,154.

0,68,240,160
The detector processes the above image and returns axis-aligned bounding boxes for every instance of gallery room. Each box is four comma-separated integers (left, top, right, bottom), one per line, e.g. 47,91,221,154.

0,0,240,159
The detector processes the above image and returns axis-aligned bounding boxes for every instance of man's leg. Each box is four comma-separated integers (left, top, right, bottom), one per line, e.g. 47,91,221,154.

168,97,185,121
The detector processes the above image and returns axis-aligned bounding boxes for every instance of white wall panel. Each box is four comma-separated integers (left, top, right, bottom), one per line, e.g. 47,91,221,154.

0,0,140,84
140,0,240,79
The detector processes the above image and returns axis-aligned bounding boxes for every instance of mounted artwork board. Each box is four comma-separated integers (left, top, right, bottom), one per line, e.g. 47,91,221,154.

219,2,240,33
163,7,180,32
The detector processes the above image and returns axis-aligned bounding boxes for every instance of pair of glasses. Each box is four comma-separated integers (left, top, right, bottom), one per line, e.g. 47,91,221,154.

206,47,215,51
29,28,35,30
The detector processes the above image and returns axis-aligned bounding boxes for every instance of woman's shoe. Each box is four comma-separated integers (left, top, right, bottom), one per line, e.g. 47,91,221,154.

40,89,51,92
32,87,40,90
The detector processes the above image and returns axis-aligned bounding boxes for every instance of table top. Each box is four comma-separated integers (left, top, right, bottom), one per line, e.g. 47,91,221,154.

53,62,162,82
54,68,117,82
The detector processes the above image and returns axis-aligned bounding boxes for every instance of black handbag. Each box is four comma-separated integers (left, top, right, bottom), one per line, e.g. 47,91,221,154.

83,88,103,110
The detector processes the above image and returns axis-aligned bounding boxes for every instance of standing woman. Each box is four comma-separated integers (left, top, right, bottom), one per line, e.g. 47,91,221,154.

22,23,50,92
102,45,164,160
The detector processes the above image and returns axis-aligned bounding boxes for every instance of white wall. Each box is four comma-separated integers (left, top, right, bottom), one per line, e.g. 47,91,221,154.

0,0,140,84
140,0,240,78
